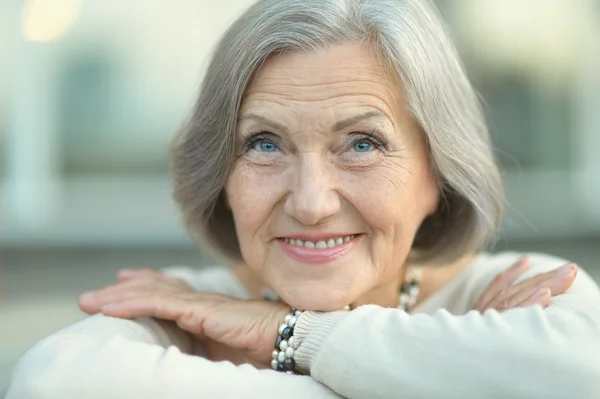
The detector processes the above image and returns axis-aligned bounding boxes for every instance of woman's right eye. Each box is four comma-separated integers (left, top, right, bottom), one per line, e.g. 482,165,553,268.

243,134,280,154
253,140,278,152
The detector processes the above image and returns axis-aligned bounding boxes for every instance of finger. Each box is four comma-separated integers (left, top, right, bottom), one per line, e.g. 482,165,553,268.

79,286,147,314
494,263,577,303
515,287,552,309
473,256,531,311
100,294,183,319
116,267,160,282
482,264,577,312
79,277,180,314
101,295,208,338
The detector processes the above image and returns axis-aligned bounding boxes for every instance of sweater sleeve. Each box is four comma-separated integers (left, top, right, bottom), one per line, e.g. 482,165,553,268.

6,268,340,399
293,261,600,399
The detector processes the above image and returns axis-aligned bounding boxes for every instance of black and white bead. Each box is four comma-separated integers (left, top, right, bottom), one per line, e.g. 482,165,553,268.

272,308,302,373
398,266,421,312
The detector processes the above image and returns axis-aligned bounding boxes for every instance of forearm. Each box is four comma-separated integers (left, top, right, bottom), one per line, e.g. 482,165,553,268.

6,315,339,399
293,302,600,399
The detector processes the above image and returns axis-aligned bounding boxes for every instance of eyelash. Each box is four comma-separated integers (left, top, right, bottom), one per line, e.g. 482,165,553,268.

240,131,388,153
346,132,387,152
241,133,279,153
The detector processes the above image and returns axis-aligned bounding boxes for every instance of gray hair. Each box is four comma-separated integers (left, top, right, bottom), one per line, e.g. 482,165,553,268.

170,0,503,266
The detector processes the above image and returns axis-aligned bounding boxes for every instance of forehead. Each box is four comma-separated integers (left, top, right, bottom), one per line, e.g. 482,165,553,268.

241,43,403,113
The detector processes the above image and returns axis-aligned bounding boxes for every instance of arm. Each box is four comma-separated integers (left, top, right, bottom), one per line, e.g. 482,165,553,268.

6,278,339,398
293,260,600,399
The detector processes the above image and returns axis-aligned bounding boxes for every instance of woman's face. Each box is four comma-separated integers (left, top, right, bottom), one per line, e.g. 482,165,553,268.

226,43,439,311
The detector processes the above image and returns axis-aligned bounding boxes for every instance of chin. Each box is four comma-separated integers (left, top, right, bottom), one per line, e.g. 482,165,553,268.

278,283,355,312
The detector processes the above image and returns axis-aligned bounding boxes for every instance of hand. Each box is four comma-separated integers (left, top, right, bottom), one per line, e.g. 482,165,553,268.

79,268,197,312
472,256,578,312
78,268,288,368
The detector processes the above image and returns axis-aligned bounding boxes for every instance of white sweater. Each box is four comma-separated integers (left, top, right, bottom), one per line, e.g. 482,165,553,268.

7,252,600,399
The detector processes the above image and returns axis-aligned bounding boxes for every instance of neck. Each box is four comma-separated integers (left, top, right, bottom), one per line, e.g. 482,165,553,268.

416,254,476,305
350,275,404,309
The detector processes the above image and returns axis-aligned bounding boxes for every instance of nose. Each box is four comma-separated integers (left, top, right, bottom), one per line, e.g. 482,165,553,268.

284,155,341,225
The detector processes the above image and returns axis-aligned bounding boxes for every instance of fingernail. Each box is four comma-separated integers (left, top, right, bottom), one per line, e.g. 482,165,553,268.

533,287,549,298
557,263,577,276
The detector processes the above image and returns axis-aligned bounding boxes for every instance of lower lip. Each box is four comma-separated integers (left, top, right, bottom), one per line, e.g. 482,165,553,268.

277,236,360,264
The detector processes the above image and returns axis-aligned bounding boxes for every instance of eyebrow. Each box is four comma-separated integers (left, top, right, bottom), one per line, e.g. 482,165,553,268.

332,110,388,131
238,110,388,133
238,113,289,134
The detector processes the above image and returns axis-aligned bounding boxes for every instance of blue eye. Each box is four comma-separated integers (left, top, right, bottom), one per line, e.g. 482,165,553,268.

253,140,278,152
258,141,277,152
353,140,373,152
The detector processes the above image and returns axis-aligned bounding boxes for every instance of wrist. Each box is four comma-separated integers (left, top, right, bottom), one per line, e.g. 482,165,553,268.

270,307,302,373
263,304,290,366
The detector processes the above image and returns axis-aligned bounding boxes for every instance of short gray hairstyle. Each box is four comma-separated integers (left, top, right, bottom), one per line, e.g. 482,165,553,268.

170,0,503,266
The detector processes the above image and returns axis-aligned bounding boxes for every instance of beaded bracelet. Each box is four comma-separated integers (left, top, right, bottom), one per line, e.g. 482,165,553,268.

271,308,302,373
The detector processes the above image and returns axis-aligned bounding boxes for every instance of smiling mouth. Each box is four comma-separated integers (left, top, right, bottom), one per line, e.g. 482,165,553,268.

278,234,358,249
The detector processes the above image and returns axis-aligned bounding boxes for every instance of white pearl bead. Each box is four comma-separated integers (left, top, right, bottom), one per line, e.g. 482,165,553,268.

343,305,351,311
279,340,288,351
271,359,279,369
285,347,295,358
288,316,297,327
278,323,287,335
284,314,292,324
288,336,295,348
294,310,302,317
277,350,286,363
272,350,279,360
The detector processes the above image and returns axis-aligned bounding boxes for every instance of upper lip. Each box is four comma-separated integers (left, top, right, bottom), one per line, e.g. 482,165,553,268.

278,233,359,241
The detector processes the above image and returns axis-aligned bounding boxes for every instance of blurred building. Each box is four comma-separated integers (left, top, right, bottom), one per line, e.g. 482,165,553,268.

1,0,599,247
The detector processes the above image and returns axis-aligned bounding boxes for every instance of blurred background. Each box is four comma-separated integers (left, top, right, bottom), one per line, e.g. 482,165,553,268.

1,0,600,391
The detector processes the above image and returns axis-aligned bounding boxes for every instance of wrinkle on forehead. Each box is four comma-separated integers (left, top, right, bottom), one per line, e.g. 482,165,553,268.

243,43,402,107
238,43,422,146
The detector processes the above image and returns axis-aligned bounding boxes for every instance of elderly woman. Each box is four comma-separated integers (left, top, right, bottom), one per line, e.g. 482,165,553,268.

8,0,600,398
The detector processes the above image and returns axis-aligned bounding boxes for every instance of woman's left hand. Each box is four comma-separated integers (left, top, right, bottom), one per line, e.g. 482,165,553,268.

78,269,288,369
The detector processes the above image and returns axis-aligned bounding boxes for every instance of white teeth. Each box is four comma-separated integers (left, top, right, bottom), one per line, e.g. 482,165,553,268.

284,235,357,249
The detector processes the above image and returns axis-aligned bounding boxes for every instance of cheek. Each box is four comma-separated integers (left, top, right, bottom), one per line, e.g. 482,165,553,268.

344,160,437,233
225,163,286,243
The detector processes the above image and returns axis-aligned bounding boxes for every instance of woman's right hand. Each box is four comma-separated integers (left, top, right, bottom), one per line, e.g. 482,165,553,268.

472,256,578,313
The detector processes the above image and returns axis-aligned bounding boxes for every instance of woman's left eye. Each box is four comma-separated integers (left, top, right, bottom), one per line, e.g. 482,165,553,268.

352,140,374,152
348,134,384,153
